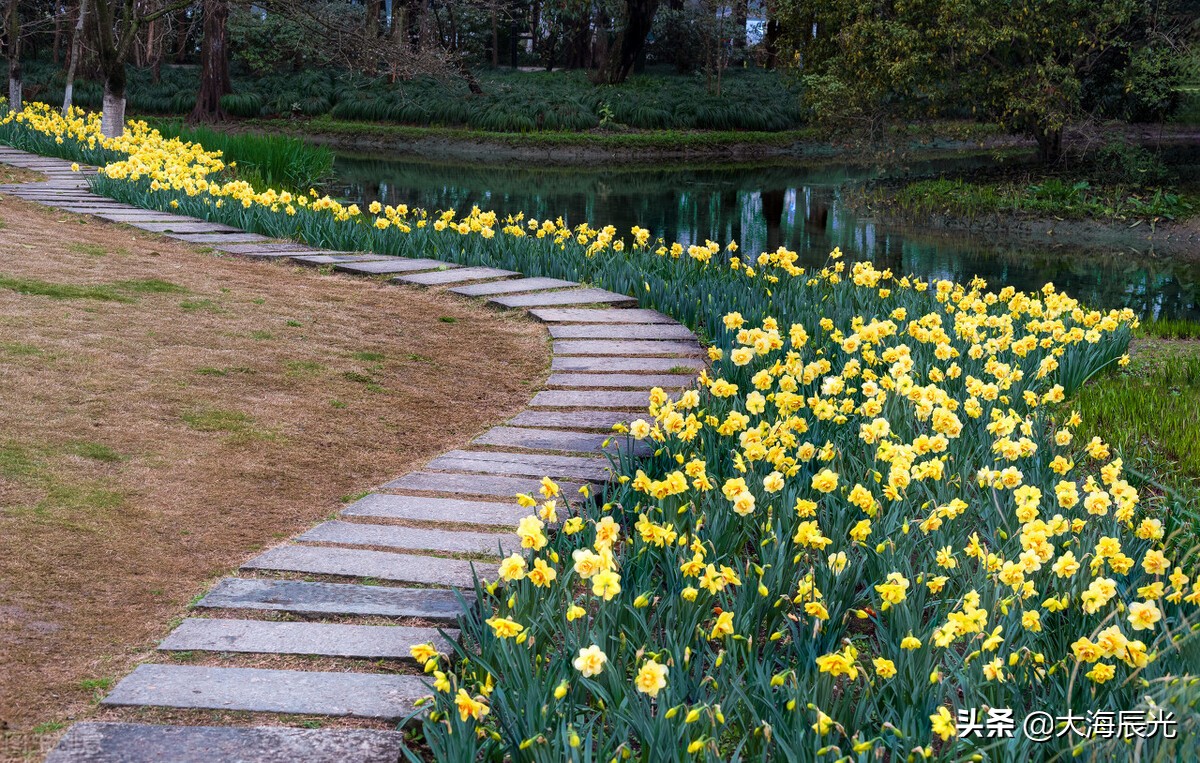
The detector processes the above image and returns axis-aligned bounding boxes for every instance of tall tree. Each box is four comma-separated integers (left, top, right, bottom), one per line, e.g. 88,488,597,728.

595,0,659,83
189,0,230,123
783,0,1173,163
91,0,191,136
62,0,90,115
3,0,21,113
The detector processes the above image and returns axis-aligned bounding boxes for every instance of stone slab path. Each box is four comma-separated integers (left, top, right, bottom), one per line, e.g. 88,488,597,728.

0,146,705,762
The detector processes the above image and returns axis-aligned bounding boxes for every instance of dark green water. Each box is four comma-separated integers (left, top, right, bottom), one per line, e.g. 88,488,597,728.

329,153,1200,321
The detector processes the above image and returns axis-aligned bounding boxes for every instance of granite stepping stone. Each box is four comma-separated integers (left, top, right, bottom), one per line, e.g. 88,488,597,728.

208,242,314,254
159,618,457,660
169,232,273,243
87,209,183,217
46,722,406,763
393,266,518,286
230,250,317,260
547,372,695,389
508,409,632,431
298,520,513,556
551,355,705,372
92,214,195,223
490,288,637,309
46,200,135,207
529,390,650,409
383,471,588,496
242,545,479,587
342,494,527,527
530,308,676,324
427,449,612,481
554,339,704,356
101,664,427,721
12,194,105,202
290,254,389,265
196,577,464,621
334,259,452,275
547,323,696,340
448,276,577,297
128,221,243,233
472,426,647,456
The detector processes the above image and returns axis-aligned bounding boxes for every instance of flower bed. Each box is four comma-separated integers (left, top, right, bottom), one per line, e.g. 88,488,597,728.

3,104,1197,762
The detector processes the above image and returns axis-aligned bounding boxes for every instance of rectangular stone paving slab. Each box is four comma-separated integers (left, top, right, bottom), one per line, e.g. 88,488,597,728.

335,258,453,275
384,471,588,496
490,288,637,309
529,390,650,409
196,577,464,621
551,355,706,373
159,618,457,660
13,194,107,202
394,266,518,286
89,212,187,221
342,494,527,527
427,449,612,481
170,232,272,243
508,409,632,431
46,722,406,763
298,520,513,556
448,276,577,297
210,242,315,254
242,545,479,587
530,308,676,324
472,426,643,456
50,201,140,209
290,254,389,265
127,221,243,233
101,664,427,720
547,323,696,340
228,250,317,260
547,372,695,390
554,339,704,357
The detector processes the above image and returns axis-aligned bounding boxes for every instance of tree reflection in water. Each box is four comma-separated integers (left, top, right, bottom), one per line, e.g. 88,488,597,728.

329,153,1200,321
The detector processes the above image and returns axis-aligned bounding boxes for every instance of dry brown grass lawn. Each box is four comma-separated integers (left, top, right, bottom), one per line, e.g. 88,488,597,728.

0,193,549,735
0,165,43,184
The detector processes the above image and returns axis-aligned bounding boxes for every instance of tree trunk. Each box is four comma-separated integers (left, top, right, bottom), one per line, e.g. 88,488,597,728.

1036,126,1063,164
52,5,65,64
189,0,230,123
764,18,780,69
490,10,498,66
4,0,20,113
101,80,126,137
63,0,89,116
596,0,659,84
172,5,190,62
733,0,748,58
565,13,590,69
366,0,381,38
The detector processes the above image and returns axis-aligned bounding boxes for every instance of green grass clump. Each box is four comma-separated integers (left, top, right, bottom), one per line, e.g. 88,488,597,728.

887,177,1197,222
0,274,135,302
1076,345,1200,501
113,278,188,294
146,120,334,192
1138,317,1200,340
69,442,123,462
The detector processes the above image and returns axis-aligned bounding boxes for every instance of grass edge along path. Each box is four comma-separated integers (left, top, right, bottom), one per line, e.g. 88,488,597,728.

4,109,1200,761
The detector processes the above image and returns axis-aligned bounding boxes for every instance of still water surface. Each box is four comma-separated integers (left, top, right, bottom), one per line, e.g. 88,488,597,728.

328,153,1200,321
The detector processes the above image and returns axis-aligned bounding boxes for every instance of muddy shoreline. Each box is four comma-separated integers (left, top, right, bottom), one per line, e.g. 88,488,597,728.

845,185,1200,262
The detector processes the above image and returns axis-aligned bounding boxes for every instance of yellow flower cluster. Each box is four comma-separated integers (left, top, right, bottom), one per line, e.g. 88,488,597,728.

453,261,1198,753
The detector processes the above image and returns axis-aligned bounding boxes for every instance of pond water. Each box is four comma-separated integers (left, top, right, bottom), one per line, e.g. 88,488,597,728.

328,152,1200,321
